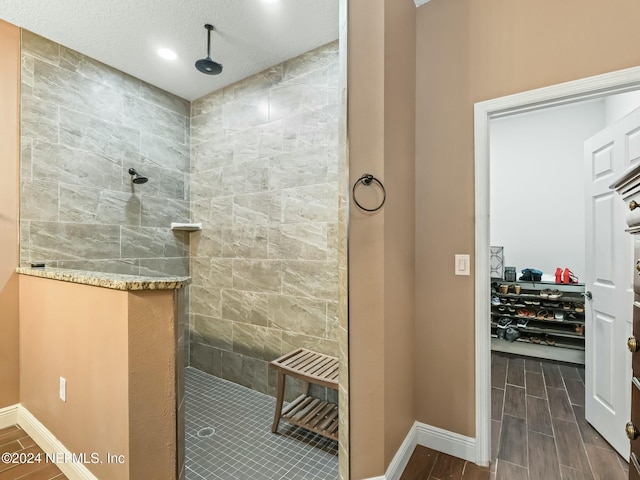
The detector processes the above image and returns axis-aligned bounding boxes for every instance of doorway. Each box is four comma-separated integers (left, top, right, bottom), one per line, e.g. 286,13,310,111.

474,66,640,467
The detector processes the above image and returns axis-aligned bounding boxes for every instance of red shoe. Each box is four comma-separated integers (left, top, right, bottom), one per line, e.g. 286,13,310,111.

555,268,562,284
564,269,578,284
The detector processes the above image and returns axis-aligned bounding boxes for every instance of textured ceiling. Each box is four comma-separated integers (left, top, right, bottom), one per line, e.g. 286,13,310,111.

0,0,339,101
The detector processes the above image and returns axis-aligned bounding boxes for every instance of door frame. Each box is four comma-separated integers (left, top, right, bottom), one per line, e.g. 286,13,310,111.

473,66,640,465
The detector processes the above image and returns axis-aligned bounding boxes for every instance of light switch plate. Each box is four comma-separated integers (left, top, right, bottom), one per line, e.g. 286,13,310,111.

455,254,470,276
59,377,66,402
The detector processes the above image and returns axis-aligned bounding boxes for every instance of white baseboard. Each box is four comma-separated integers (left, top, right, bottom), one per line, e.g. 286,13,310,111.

384,422,418,480
364,421,477,480
415,422,476,463
17,406,99,480
0,404,19,430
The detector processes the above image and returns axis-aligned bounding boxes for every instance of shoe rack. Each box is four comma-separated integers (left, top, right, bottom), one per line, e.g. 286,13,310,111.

490,280,586,365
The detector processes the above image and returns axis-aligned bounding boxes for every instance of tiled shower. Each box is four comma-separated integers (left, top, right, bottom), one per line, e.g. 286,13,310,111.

18,27,344,480
188,41,340,401
19,30,191,277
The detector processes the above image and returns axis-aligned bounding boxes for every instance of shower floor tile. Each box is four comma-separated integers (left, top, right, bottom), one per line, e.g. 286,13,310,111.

185,367,338,480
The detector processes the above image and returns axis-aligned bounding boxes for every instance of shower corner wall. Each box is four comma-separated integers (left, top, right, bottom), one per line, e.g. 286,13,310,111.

337,0,349,475
187,39,342,405
18,30,192,480
16,25,346,479
19,29,191,278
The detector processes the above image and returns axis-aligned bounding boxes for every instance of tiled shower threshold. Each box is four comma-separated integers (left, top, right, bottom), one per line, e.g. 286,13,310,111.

185,367,338,480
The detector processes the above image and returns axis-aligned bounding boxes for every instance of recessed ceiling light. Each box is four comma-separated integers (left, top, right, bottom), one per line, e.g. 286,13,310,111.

157,48,177,60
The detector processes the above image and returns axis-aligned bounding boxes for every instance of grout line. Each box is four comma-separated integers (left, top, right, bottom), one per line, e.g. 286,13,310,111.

425,450,439,479
516,359,530,475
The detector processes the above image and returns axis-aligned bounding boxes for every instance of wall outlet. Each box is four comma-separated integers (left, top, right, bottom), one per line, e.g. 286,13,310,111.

59,377,66,402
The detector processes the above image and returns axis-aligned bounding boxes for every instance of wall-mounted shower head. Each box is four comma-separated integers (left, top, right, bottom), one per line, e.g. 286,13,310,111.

128,168,148,184
195,24,223,75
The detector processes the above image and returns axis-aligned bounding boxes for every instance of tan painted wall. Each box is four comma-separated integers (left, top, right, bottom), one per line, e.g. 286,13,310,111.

127,290,177,480
348,0,386,475
348,0,416,477
20,276,177,479
0,19,20,409
20,276,130,479
382,0,416,469
414,0,640,436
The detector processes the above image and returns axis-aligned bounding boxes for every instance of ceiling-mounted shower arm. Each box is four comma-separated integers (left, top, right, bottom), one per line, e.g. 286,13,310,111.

205,24,213,59
195,23,223,75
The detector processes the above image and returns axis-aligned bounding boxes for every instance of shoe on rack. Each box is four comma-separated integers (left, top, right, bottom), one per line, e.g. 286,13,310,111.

536,309,548,320
497,317,513,329
505,327,520,342
540,289,552,298
563,268,579,284
492,296,501,306
548,289,563,300
555,267,563,284
517,318,529,328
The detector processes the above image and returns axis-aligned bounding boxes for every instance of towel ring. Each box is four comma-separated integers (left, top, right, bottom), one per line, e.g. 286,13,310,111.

352,174,386,212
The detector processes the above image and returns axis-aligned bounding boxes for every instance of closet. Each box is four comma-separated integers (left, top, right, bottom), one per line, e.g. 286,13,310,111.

491,280,585,364
489,99,605,366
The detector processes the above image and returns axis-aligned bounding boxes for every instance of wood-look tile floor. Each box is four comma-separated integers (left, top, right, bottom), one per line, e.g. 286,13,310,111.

401,446,491,480
401,353,630,480
0,426,66,480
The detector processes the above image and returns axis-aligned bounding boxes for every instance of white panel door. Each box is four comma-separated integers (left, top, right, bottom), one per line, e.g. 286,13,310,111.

584,107,640,457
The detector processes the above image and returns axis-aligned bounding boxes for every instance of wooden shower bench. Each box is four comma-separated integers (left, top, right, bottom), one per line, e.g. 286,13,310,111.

269,348,339,441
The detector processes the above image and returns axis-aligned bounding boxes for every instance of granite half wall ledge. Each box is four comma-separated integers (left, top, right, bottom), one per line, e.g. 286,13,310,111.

16,267,189,291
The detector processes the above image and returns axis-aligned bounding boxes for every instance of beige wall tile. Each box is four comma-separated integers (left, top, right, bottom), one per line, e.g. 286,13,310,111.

189,42,340,398
21,30,59,65
191,314,233,352
268,223,328,260
222,225,269,259
282,331,338,358
190,285,222,318
268,294,327,338
281,260,338,299
232,323,282,361
232,259,282,293
21,35,190,276
221,289,269,326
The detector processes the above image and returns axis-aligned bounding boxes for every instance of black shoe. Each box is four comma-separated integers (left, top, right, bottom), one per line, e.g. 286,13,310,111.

497,317,512,329
505,327,520,342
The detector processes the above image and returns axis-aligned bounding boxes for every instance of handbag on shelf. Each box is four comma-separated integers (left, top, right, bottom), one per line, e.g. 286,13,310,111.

519,268,542,282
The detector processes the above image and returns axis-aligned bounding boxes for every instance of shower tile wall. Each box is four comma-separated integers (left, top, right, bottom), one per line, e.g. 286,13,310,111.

19,30,190,277
19,30,191,480
336,4,349,476
189,41,340,399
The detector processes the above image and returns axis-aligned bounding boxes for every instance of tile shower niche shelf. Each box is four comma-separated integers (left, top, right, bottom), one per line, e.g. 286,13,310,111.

170,222,202,232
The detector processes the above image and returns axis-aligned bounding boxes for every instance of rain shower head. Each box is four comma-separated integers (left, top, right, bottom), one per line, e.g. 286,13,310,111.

195,24,223,75
128,168,148,184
